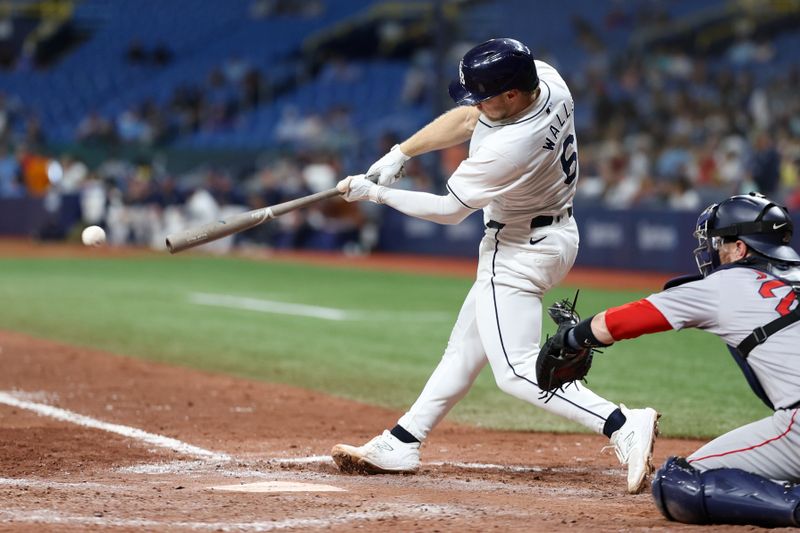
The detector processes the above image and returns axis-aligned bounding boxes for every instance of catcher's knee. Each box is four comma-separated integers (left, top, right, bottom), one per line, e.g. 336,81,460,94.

652,456,800,528
652,457,707,524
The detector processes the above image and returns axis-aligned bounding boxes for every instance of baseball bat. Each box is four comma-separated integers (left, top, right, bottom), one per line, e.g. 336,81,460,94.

166,187,341,254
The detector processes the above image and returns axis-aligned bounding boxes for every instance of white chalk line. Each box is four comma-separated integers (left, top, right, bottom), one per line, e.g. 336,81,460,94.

189,292,451,322
0,478,126,491
0,391,230,461
0,504,454,531
273,455,621,476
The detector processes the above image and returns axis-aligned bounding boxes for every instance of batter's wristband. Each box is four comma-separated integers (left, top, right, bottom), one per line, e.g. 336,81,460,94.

369,185,385,204
573,315,611,348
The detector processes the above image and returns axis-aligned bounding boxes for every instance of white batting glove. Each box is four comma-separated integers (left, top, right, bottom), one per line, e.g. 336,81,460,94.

337,174,382,203
366,144,410,186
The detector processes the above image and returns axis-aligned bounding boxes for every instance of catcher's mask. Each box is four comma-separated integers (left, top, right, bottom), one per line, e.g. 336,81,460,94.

693,192,800,276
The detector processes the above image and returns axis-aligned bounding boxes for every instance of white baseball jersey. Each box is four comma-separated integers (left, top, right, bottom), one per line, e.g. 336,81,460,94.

446,61,578,226
395,61,628,448
647,264,800,410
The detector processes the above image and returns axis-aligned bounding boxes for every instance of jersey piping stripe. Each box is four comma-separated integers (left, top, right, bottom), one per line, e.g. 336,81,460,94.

446,184,476,209
488,225,606,421
477,80,553,129
688,408,798,464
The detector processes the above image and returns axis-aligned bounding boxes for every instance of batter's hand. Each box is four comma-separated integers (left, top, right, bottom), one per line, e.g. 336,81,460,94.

366,144,410,186
337,174,381,203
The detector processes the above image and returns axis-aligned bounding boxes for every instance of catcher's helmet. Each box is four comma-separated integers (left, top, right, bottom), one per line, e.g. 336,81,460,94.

448,38,539,106
693,192,800,276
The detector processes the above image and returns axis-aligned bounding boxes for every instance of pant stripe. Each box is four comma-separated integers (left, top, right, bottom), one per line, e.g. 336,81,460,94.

489,228,605,421
689,409,798,464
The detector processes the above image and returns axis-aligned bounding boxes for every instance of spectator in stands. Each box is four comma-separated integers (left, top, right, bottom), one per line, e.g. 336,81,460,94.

668,175,701,211
125,39,146,64
223,55,251,85
319,55,361,84
751,131,781,197
76,110,115,144
401,49,434,107
24,114,45,147
0,143,21,198
152,42,173,66
17,145,49,197
57,154,88,194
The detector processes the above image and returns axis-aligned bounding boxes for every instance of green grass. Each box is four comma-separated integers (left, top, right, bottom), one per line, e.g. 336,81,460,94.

0,255,769,438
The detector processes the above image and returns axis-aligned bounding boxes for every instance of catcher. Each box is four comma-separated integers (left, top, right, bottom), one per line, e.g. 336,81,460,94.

537,193,800,528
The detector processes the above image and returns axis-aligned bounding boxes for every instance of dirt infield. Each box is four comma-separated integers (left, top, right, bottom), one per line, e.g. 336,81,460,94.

1,329,742,532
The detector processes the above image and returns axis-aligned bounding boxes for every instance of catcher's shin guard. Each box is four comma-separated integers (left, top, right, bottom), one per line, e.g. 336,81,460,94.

652,456,800,527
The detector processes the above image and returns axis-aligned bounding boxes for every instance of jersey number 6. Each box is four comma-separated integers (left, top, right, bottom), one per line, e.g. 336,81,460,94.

560,134,578,185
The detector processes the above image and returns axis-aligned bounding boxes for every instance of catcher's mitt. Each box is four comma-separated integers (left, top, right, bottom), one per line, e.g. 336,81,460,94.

536,291,596,401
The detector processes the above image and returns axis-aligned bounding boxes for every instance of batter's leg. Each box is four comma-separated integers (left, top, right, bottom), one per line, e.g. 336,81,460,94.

473,276,659,492
474,279,616,431
396,284,488,441
331,284,488,474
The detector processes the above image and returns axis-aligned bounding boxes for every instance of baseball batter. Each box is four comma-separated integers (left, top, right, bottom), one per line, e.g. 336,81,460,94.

548,192,800,527
332,38,658,494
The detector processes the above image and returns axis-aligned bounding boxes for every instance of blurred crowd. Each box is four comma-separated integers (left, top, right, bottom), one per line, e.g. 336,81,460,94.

3,3,800,252
77,53,271,147
561,8,800,211
0,128,436,254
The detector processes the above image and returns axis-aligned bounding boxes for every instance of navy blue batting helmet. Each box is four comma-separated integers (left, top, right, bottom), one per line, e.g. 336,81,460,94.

693,192,800,276
448,38,539,106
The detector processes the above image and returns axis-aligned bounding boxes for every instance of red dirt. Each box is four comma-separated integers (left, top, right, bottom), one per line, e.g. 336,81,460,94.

1,329,736,532
1,240,743,531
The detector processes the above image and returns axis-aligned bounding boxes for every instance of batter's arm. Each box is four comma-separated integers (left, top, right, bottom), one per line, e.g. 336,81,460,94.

399,106,480,157
377,188,474,225
337,175,473,225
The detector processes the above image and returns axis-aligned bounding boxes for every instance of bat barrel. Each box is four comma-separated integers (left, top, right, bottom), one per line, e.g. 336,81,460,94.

165,208,273,254
164,187,342,254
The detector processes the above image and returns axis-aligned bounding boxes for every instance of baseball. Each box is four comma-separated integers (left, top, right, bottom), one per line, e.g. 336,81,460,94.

81,225,106,247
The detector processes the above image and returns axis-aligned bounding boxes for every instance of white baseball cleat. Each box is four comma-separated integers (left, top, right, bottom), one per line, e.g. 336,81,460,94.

610,404,660,494
331,430,420,475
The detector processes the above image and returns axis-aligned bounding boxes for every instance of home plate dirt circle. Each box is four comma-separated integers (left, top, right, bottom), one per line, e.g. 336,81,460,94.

209,481,346,493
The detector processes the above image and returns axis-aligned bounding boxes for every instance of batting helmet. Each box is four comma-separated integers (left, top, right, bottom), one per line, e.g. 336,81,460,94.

448,38,539,106
693,192,800,276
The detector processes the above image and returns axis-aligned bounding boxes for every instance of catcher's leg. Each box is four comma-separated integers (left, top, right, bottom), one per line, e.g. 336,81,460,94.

332,284,488,474
652,456,800,527
686,409,800,479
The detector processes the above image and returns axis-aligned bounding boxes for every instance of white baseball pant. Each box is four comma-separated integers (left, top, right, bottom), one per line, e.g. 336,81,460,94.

398,216,619,440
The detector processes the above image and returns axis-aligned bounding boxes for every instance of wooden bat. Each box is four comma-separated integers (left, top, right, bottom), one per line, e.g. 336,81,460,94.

166,187,341,254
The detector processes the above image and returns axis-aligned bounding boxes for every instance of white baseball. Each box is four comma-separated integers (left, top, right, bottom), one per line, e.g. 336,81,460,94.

81,225,106,247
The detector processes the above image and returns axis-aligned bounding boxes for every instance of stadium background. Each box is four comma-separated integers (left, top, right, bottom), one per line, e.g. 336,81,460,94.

0,1,796,530
1,0,798,270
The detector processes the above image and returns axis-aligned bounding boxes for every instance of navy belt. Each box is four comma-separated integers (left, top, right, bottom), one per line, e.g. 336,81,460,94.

530,207,573,229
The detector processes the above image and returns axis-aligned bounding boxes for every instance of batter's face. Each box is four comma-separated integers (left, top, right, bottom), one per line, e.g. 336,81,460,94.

476,93,513,120
476,90,533,121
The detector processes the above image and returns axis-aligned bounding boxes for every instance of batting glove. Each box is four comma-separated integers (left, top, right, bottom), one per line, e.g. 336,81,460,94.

366,144,410,186
337,174,383,203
